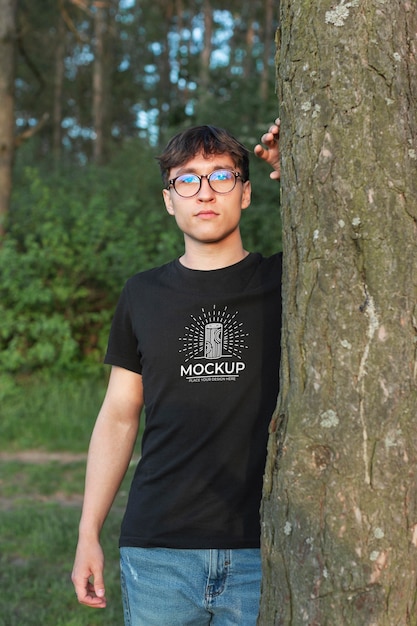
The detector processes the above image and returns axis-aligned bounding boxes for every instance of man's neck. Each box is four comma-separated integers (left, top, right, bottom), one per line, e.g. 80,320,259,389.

179,240,249,271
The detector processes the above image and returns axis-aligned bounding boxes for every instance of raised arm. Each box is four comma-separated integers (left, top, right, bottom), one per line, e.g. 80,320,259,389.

254,118,281,180
71,366,144,608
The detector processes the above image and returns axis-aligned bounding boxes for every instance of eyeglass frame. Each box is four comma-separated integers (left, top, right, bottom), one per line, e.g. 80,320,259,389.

167,169,245,198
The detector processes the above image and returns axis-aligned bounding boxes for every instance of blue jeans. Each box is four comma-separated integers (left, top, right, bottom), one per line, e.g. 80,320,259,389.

120,547,261,625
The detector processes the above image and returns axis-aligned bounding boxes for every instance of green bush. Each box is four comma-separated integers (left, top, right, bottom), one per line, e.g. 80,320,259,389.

1,141,183,375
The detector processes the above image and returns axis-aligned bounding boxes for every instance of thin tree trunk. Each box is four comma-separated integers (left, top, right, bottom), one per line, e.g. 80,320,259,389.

200,0,212,91
92,0,106,164
0,0,17,235
260,1,417,624
53,6,66,162
156,0,174,138
260,0,274,102
242,3,256,80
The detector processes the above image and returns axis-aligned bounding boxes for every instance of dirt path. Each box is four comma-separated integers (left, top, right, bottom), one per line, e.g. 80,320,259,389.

0,450,136,510
0,450,87,463
0,450,88,510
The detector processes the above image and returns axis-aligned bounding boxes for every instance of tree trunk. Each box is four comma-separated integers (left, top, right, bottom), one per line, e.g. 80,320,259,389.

260,0,274,102
0,0,17,235
53,7,66,163
259,1,417,624
155,0,174,137
242,3,256,80
92,0,107,164
200,0,212,92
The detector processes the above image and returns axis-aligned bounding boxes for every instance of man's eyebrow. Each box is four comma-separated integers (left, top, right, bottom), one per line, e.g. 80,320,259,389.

174,163,236,175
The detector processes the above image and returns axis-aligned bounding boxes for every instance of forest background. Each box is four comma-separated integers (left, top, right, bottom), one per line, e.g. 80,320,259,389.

1,0,281,410
1,3,280,622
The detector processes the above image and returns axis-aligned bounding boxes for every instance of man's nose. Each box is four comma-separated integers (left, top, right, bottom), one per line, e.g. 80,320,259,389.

197,175,215,197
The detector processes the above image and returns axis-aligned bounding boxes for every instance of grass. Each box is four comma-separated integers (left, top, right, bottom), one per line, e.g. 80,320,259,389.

0,374,109,452
0,374,141,626
0,459,87,498
0,460,137,626
0,506,123,625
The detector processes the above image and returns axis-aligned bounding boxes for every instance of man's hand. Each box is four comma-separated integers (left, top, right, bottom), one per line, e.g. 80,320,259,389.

254,118,281,180
71,538,107,608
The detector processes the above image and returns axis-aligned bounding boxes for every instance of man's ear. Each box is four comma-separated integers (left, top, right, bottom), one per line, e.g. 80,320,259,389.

162,189,175,215
241,181,252,211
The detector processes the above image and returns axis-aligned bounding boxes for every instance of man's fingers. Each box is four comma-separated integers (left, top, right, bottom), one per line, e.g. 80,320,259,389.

261,128,279,147
272,118,281,132
254,120,281,178
94,579,106,599
73,575,107,608
254,144,267,158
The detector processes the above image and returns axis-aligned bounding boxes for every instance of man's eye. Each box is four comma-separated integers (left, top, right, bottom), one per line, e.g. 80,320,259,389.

211,170,233,181
178,175,199,184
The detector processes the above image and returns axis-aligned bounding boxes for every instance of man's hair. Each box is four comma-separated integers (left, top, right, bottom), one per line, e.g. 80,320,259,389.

157,125,250,188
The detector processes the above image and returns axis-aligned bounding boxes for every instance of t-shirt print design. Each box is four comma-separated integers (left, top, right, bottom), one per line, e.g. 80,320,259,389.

179,304,249,383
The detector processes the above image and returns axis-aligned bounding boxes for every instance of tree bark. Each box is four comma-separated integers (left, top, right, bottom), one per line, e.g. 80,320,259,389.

53,6,66,162
260,0,275,102
242,3,256,80
0,0,17,235
92,0,107,164
259,1,417,624
155,0,174,136
200,0,212,91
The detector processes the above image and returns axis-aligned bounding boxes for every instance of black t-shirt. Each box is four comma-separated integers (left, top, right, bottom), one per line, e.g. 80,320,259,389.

104,252,282,549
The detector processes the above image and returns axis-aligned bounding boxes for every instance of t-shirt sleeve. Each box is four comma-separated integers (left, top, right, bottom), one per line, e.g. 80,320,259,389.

104,284,142,374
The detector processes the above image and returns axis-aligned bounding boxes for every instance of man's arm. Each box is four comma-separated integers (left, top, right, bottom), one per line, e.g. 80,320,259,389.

254,118,281,180
71,365,143,608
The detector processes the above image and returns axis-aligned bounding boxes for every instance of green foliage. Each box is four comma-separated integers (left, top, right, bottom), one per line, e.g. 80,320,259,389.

241,152,282,254
2,141,183,375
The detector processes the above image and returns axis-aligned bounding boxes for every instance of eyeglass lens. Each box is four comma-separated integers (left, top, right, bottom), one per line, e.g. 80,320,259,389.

173,170,239,197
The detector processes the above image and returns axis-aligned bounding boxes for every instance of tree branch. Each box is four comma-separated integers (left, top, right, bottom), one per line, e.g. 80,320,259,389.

15,113,50,148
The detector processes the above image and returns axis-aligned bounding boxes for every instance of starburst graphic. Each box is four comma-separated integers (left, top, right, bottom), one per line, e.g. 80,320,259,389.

179,305,249,362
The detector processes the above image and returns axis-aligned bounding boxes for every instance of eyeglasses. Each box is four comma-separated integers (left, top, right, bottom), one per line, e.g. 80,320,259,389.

167,169,244,198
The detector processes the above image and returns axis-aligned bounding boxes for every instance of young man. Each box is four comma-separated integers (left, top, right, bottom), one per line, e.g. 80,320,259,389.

72,120,281,625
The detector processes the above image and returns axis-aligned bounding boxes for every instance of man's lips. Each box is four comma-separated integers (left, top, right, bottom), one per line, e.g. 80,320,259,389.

195,210,218,218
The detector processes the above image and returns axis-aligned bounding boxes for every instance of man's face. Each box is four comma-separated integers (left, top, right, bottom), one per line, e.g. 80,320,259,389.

162,152,251,247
